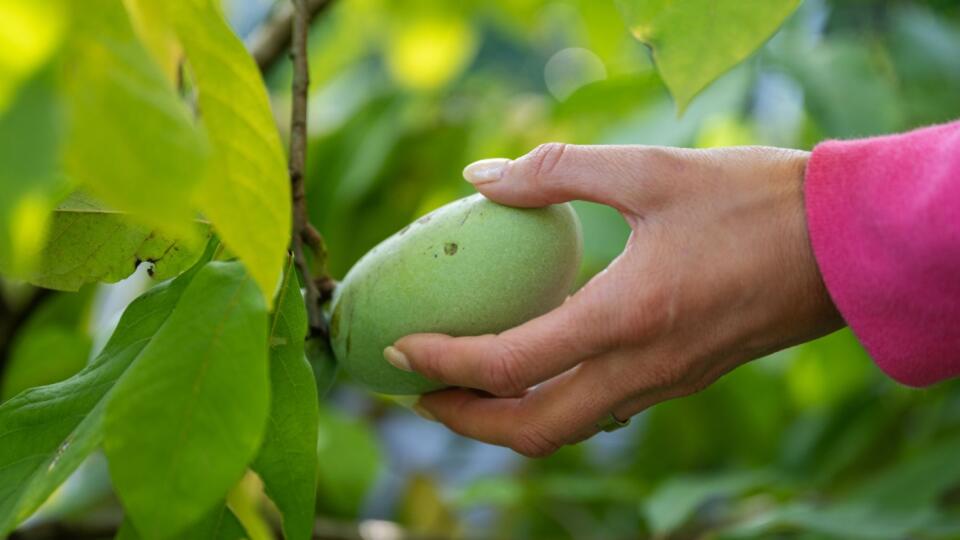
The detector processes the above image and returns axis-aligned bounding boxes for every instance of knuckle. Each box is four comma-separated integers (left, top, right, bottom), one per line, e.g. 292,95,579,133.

484,341,530,396
525,142,569,182
413,343,447,381
511,422,561,458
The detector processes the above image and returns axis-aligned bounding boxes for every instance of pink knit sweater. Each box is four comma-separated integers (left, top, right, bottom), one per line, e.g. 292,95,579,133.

805,121,960,387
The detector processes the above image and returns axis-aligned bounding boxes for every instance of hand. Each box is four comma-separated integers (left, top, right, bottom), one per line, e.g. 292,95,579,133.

385,143,844,457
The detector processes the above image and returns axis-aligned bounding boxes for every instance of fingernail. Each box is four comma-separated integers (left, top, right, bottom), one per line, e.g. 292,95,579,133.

463,158,509,185
383,346,412,371
412,402,438,422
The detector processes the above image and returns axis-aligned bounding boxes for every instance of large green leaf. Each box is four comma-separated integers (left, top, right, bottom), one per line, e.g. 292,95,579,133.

62,0,207,239
252,263,319,540
104,261,270,540
117,504,247,540
0,243,214,536
164,0,291,305
4,192,208,291
616,0,800,112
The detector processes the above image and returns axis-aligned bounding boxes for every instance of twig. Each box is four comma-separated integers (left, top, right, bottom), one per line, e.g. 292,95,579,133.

288,0,326,338
251,0,335,73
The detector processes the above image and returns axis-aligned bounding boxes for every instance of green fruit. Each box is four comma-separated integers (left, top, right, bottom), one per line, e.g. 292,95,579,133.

329,193,583,395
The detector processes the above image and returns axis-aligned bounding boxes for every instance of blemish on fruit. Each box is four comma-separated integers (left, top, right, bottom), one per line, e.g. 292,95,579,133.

444,242,458,255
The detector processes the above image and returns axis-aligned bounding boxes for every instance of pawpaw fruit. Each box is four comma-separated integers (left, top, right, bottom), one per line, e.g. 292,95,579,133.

329,194,582,395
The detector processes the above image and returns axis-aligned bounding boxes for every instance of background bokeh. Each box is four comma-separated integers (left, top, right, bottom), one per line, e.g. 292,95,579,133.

4,0,960,538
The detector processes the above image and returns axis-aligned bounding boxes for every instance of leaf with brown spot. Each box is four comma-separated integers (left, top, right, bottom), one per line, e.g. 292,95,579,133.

0,192,209,291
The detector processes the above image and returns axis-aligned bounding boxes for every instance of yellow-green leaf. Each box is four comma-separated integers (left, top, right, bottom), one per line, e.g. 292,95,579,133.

62,0,208,240
164,0,291,305
616,0,800,112
0,192,208,291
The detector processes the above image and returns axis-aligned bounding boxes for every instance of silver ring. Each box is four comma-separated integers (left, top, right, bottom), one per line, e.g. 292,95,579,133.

596,412,630,432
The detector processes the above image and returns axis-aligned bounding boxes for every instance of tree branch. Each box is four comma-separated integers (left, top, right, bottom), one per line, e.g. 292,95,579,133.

288,0,327,338
251,0,334,74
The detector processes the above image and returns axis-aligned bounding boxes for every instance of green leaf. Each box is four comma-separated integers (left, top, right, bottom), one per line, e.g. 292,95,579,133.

2,330,89,402
252,263,319,540
644,470,772,535
164,0,291,305
1,289,93,401
726,436,960,539
771,39,901,139
0,243,215,536
306,337,339,400
3,193,208,291
117,504,247,540
62,0,208,239
104,261,270,540
0,66,66,276
616,0,799,112
315,405,382,518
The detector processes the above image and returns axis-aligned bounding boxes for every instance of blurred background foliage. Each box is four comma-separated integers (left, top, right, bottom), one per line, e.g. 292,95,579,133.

3,0,960,538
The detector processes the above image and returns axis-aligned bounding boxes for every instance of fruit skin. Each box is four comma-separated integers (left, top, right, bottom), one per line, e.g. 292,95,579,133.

329,193,583,395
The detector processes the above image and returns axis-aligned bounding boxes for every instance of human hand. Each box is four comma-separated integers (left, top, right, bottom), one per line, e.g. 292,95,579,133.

383,143,844,457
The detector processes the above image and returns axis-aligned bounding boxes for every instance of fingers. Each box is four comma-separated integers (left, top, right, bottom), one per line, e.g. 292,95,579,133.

463,143,703,211
414,352,671,457
388,280,620,397
414,345,735,457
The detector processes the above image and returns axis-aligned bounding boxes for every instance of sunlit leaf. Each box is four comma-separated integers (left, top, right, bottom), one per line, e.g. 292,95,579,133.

253,262,319,540
104,261,269,539
62,0,207,240
616,0,799,112
0,244,214,536
163,0,291,305
122,0,181,84
385,14,478,91
0,0,66,109
1,192,208,291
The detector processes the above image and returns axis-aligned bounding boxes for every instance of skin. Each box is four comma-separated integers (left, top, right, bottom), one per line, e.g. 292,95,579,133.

384,143,845,458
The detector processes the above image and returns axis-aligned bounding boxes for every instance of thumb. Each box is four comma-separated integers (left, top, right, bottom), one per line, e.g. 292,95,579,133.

462,143,681,210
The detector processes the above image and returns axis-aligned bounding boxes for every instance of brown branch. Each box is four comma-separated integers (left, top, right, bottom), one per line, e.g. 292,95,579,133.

251,0,334,74
288,0,327,338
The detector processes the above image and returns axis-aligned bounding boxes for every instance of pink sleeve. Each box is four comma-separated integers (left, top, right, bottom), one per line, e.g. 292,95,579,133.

804,120,960,387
